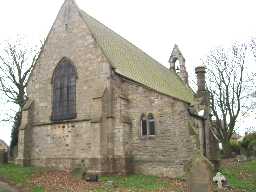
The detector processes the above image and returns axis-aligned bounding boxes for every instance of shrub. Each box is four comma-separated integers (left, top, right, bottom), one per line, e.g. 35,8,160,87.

248,140,256,157
240,132,256,157
229,140,240,155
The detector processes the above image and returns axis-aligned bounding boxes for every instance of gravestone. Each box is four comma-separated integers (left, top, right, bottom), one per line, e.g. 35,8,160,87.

187,151,214,192
0,150,7,164
237,154,247,162
71,160,87,179
85,175,99,182
213,172,226,189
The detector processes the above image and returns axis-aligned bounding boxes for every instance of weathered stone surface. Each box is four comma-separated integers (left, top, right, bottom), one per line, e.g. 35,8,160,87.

169,44,189,85
14,0,107,172
0,140,8,164
15,0,214,178
0,150,7,164
111,76,197,177
187,151,214,192
0,140,8,152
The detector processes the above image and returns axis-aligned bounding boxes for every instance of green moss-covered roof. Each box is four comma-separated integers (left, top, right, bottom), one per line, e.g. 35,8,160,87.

80,10,195,103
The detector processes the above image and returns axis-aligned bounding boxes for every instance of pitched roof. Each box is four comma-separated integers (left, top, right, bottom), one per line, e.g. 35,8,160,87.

79,10,195,103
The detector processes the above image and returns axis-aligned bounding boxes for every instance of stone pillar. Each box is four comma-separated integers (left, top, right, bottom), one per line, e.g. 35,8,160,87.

195,66,206,97
90,86,108,174
195,66,219,163
16,99,33,166
115,92,132,175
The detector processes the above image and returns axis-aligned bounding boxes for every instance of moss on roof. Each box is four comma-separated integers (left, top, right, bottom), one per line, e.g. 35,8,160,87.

80,10,195,103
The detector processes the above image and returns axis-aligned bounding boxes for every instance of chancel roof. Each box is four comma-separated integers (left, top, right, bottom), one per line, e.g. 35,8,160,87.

79,11,194,103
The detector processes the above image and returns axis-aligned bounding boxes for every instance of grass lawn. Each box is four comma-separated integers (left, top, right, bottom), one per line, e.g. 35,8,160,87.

0,164,44,192
94,175,179,192
220,160,256,192
3,161,256,192
0,164,186,192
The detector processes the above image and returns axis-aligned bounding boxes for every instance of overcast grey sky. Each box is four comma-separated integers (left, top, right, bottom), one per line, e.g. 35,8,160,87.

0,0,256,144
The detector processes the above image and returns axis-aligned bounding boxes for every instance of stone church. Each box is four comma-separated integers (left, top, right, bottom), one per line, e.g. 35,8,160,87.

16,0,216,177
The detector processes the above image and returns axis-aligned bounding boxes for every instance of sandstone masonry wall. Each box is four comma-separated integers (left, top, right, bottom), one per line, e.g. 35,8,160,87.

21,0,112,173
112,76,196,177
17,0,200,177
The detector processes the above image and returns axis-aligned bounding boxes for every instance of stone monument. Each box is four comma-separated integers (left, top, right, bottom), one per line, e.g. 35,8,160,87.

187,151,214,192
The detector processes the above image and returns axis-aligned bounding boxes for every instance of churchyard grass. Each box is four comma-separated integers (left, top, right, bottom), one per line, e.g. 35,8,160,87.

98,174,170,191
1,161,256,191
0,164,44,191
220,160,256,192
0,164,37,184
31,186,44,192
0,164,187,191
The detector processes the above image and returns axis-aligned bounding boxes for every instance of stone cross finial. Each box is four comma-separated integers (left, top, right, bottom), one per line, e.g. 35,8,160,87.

213,172,226,189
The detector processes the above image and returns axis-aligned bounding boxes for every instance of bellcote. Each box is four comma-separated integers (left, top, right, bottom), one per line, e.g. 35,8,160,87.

169,44,188,85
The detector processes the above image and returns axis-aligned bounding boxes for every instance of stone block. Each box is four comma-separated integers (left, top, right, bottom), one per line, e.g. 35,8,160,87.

0,150,7,164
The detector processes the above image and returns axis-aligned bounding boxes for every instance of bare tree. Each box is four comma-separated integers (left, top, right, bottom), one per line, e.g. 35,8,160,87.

0,39,38,108
0,38,39,155
250,38,256,59
204,42,256,154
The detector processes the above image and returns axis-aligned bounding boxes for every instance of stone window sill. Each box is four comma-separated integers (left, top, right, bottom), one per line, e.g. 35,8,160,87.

140,135,156,140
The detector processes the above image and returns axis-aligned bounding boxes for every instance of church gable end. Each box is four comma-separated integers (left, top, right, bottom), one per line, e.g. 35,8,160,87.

16,0,113,172
26,0,111,123
16,0,211,178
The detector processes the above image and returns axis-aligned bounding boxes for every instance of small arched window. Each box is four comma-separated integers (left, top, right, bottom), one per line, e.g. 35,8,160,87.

148,113,155,135
51,57,77,121
141,114,147,136
140,113,156,136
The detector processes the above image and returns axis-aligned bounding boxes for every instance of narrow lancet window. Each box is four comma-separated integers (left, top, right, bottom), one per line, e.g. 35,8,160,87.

148,113,155,135
52,57,77,121
141,114,147,136
140,113,156,136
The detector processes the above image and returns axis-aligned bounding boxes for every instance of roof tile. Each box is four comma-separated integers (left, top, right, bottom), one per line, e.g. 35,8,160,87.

80,11,195,103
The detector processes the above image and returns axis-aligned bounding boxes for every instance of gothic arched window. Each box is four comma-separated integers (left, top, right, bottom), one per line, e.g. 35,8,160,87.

141,114,147,136
148,113,155,135
51,57,77,121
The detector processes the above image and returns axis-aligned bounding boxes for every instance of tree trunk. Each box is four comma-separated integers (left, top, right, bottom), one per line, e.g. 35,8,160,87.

222,141,232,158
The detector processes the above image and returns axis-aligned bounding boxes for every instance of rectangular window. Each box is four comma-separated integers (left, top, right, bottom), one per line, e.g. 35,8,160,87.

149,120,155,135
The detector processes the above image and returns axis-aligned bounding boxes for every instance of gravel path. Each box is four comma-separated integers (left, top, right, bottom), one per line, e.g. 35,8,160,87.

0,181,18,192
